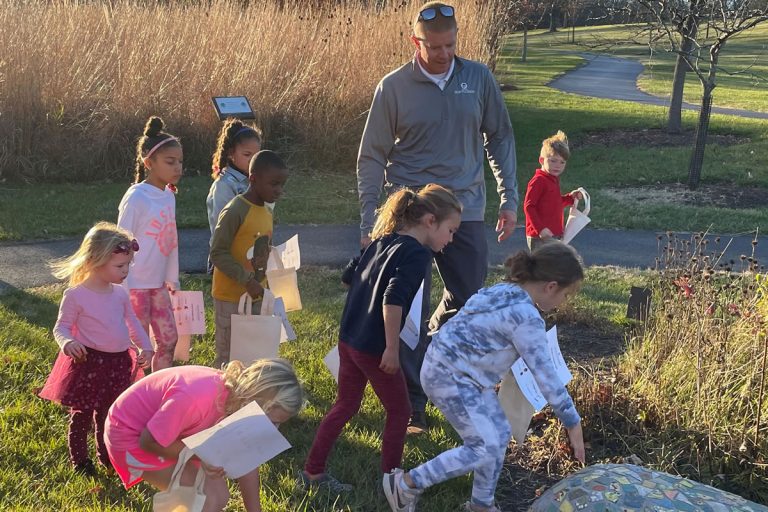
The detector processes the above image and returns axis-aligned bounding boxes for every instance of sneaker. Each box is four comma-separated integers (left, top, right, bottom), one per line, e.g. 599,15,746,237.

383,468,420,512
297,470,353,493
73,459,97,477
462,502,502,512
406,411,428,435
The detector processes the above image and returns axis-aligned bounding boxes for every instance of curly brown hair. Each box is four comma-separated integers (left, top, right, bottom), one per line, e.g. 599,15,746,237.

211,118,263,179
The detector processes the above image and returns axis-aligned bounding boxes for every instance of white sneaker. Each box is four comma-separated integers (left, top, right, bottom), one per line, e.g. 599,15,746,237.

382,468,420,512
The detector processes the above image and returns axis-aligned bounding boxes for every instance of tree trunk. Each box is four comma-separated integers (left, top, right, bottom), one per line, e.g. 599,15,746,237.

571,17,576,43
667,20,697,134
522,26,528,62
687,84,713,190
549,5,558,31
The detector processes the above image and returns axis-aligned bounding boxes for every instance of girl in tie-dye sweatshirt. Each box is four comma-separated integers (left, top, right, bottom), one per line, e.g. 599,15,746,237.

383,241,586,512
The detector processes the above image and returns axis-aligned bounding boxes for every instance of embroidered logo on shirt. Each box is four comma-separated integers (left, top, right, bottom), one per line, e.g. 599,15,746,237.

455,82,476,94
145,205,178,257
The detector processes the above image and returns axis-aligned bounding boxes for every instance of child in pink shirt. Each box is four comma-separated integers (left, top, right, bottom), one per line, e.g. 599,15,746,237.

105,359,303,512
40,222,153,476
118,116,182,371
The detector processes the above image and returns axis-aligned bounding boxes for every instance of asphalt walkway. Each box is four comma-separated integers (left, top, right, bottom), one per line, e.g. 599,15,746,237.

548,53,768,120
1,225,765,292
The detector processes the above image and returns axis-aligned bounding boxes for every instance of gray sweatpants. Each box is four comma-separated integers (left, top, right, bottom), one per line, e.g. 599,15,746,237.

409,351,511,508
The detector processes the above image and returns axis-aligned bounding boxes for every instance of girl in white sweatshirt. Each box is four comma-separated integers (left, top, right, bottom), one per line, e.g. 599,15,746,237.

118,116,182,371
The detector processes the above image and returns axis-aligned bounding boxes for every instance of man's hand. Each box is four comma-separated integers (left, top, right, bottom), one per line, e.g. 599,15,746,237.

495,210,517,242
360,236,372,249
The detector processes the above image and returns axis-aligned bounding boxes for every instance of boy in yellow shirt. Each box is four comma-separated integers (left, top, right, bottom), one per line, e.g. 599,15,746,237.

210,150,288,368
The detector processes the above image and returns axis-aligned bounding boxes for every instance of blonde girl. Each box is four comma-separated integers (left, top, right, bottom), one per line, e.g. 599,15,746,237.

118,116,182,371
40,222,153,476
104,358,303,512
384,241,586,512
300,184,462,493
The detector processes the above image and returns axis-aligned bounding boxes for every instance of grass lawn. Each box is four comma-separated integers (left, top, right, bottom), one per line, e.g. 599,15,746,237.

497,28,768,234
0,266,637,511
1,25,766,242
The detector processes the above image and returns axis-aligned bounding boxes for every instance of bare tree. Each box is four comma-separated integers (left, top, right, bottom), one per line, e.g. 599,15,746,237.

636,0,768,188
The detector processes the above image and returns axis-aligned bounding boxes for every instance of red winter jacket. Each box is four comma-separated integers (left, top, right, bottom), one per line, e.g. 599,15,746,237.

524,169,574,238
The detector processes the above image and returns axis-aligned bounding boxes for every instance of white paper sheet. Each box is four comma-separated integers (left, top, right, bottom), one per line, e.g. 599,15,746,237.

511,357,547,411
170,291,206,335
182,401,291,479
547,325,572,385
274,297,296,342
323,345,340,382
267,234,300,271
511,325,571,411
400,280,424,350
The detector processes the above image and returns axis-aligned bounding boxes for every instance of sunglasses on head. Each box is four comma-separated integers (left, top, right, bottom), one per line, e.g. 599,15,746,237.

114,239,140,254
419,5,454,21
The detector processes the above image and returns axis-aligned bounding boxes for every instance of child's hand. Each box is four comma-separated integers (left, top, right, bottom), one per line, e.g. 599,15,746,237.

540,228,554,239
200,459,226,479
136,350,154,368
567,422,586,463
63,340,87,362
379,347,400,374
245,279,264,300
570,190,583,201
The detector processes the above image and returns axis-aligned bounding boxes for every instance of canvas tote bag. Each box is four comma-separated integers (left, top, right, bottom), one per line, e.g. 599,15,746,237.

153,447,206,512
497,369,536,445
266,247,302,312
562,187,591,244
229,293,281,364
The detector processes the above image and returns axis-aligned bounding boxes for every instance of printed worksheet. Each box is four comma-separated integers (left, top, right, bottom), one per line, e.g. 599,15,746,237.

400,280,424,350
170,291,206,335
182,401,291,479
267,234,300,271
511,326,571,411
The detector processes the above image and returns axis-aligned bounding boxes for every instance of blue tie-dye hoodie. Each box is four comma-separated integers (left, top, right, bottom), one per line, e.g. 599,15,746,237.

428,282,581,428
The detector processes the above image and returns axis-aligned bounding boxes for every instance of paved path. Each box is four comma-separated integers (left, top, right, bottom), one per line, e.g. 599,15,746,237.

549,53,768,119
1,225,765,292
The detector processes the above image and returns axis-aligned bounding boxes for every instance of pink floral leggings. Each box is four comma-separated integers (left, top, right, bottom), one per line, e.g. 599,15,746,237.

129,288,178,371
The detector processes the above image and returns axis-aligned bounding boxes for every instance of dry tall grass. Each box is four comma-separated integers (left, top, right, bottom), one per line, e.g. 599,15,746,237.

0,0,501,183
619,232,768,499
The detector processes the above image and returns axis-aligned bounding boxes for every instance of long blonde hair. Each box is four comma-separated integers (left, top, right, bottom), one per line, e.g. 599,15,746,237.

49,222,135,287
222,358,304,417
369,183,462,240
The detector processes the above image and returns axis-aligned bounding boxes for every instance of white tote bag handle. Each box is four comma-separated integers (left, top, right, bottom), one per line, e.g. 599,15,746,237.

153,447,206,512
238,293,253,316
169,448,204,492
571,187,590,216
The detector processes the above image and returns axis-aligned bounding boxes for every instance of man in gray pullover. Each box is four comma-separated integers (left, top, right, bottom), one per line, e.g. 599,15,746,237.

356,2,518,433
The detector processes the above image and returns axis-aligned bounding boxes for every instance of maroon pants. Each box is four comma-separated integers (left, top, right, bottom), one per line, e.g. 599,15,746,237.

69,406,110,466
305,342,411,475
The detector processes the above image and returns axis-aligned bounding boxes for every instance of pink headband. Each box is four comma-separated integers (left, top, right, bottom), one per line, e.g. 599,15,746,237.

144,136,178,159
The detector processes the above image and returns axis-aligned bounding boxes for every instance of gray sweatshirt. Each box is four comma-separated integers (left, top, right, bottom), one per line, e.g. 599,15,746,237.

356,56,518,237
